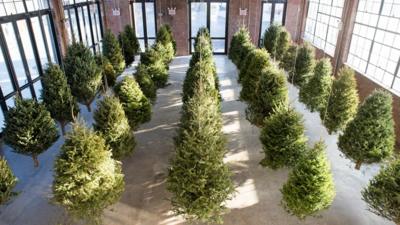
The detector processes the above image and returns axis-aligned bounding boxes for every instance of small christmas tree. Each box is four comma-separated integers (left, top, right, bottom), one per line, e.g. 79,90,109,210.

53,121,124,224
41,64,79,135
246,66,288,126
281,141,335,219
240,49,271,102
153,41,174,65
276,28,291,61
146,60,169,88
263,24,282,59
238,42,256,70
189,35,213,68
338,90,394,170
299,58,333,112
260,105,307,169
194,27,211,47
362,159,400,225
64,42,102,112
321,67,359,134
183,60,216,104
114,76,152,128
156,24,176,56
288,42,315,87
103,30,126,75
238,49,256,83
95,55,117,89
94,96,136,159
0,157,17,204
135,63,157,102
3,98,59,167
229,26,252,65
279,44,298,74
165,24,177,54
119,25,140,66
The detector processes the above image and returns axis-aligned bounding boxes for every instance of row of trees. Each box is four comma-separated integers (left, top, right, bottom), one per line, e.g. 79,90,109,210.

167,28,234,224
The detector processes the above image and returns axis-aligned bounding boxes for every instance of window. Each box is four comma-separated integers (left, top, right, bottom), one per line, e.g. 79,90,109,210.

304,0,344,56
347,0,400,95
131,0,157,51
259,0,287,46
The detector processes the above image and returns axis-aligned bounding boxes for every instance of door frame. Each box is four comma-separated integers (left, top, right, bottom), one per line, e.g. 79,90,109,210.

258,0,287,46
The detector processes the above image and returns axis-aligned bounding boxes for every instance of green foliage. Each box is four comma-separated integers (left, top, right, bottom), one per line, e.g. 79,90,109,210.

321,67,359,134
194,27,211,47
119,25,140,66
165,24,177,54
279,44,298,74
281,141,335,219
299,58,333,112
95,55,117,88
0,157,17,204
238,49,256,83
147,59,169,88
189,35,214,68
240,49,271,102
288,43,315,87
41,64,79,134
103,30,125,74
93,96,136,159
114,76,152,128
229,26,252,65
135,64,157,102
263,24,282,59
156,24,177,55
238,42,256,71
3,98,58,167
338,90,394,170
276,27,291,61
53,122,124,224
260,106,307,169
362,159,400,224
246,66,288,126
64,42,102,111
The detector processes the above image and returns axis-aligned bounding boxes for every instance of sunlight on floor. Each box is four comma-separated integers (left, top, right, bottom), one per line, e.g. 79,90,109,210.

226,178,259,209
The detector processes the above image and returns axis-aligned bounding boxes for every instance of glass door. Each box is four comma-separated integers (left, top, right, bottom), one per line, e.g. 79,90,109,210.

189,0,228,54
259,0,287,45
131,0,156,51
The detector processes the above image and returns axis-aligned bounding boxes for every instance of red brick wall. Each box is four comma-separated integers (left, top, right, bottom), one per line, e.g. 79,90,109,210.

102,0,131,35
285,0,304,41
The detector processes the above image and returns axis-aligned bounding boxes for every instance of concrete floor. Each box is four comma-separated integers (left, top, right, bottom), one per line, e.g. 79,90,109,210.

0,55,395,225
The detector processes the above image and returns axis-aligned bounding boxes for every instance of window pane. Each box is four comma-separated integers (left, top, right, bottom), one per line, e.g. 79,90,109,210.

0,49,14,96
17,19,40,80
43,15,57,64
0,109,4,132
212,39,225,53
78,7,88,46
210,3,227,38
31,17,49,68
83,6,93,47
33,80,42,101
261,3,272,36
274,3,285,25
191,3,207,37
145,3,156,38
21,87,32,99
134,3,145,38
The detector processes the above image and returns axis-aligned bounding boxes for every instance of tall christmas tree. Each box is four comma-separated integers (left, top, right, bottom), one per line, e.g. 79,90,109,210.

338,90,394,170
276,27,291,61
103,30,126,75
281,141,335,219
263,24,282,60
183,60,216,104
64,42,102,112
94,96,136,159
229,26,252,65
0,157,17,204
321,66,359,134
53,121,124,224
288,42,315,87
362,159,400,225
41,64,79,135
3,98,59,167
119,25,140,66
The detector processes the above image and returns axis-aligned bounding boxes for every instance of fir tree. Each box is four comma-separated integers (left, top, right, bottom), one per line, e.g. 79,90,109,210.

238,49,256,83
238,42,256,70
280,44,298,75
260,105,307,169
281,141,335,219
64,42,102,112
240,49,271,102
338,90,394,170
146,60,169,88
165,24,177,54
288,42,315,87
229,26,252,65
263,23,282,59
246,66,288,126
0,157,17,204
194,27,211,47
103,30,125,75
95,55,117,89
299,58,333,112
119,25,140,66
189,35,213,68
153,41,174,65
362,159,400,225
53,121,124,224
276,28,291,61
135,63,157,102
3,98,59,167
114,76,152,128
94,96,136,159
41,64,79,135
156,24,176,56
321,67,359,134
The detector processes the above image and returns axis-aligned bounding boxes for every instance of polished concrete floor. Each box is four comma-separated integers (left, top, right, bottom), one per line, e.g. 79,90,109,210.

0,55,394,225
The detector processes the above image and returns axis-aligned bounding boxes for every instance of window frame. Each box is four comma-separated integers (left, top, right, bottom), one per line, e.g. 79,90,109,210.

129,0,157,51
258,0,288,46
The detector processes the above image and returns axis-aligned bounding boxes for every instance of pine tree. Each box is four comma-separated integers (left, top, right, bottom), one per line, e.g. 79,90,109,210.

146,60,169,88
229,26,251,65
0,157,17,204
94,96,136,159
362,159,400,225
114,76,152,128
281,141,335,219
156,24,176,56
194,27,211,47
238,42,256,70
119,25,140,66
3,98,59,167
321,67,359,134
260,106,307,169
288,42,315,87
240,49,271,102
246,66,288,126
165,24,177,54
238,49,256,83
64,42,102,112
338,90,394,170
276,28,291,61
263,24,282,59
280,44,298,75
299,58,333,113
95,55,117,88
153,41,174,65
135,63,157,102
53,121,124,224
41,64,79,135
103,30,126,75
189,35,213,68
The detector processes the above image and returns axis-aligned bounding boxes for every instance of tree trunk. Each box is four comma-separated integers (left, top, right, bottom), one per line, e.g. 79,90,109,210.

86,104,91,112
32,155,39,168
60,121,66,136
355,160,362,170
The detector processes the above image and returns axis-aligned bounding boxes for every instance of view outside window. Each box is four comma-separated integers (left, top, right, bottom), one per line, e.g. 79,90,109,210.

131,0,156,51
259,1,287,45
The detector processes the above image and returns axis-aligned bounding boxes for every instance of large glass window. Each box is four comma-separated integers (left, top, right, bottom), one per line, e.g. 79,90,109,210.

259,0,287,46
347,0,400,95
131,0,157,51
304,0,344,56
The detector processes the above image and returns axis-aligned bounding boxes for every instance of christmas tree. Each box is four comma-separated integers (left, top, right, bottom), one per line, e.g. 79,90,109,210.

288,42,315,87
362,159,400,225
276,27,291,61
0,157,17,204
103,30,126,75
135,63,157,102
3,98,59,167
281,141,335,219
321,66,359,134
338,90,394,170
299,58,333,112
146,59,169,88
260,105,307,169
95,55,117,89
41,64,79,135
263,23,282,59
279,44,298,75
64,42,102,112
53,121,124,224
164,24,177,54
238,49,256,83
229,26,252,65
156,24,176,56
94,96,136,159
238,42,256,70
119,25,140,66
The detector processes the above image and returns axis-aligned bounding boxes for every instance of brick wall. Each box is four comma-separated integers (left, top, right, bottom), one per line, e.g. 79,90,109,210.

102,0,131,35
